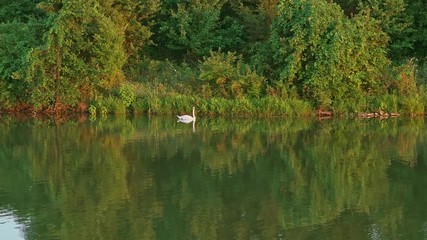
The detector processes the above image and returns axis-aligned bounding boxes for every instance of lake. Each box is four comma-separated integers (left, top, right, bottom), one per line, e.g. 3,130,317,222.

0,115,426,240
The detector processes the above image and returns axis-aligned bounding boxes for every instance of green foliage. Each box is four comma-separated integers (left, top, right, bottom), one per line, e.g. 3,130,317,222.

335,0,427,61
399,94,424,115
199,50,265,99
26,0,130,109
391,59,418,95
0,0,45,23
229,0,274,44
0,0,159,111
101,0,160,79
388,59,426,115
155,0,244,59
91,96,124,115
88,84,136,115
129,83,313,116
406,0,427,59
271,0,390,109
416,61,427,86
88,104,97,116
227,0,278,79
135,58,198,95
333,0,359,16
0,20,46,108
118,83,136,108
366,94,398,113
1,0,427,115
358,0,413,61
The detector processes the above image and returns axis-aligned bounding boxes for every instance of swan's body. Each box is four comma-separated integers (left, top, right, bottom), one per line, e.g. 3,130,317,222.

177,107,196,123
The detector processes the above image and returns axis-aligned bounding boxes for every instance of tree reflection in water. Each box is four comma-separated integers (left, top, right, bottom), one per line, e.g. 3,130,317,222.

0,116,425,239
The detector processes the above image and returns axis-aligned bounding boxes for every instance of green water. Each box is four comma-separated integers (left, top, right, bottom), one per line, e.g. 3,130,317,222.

0,116,426,240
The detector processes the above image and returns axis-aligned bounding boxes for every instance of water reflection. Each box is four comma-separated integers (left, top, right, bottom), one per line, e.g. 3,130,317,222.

0,116,426,239
177,118,196,132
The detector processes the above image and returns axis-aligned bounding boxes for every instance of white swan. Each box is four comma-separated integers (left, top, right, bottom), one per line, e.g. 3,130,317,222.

177,107,196,123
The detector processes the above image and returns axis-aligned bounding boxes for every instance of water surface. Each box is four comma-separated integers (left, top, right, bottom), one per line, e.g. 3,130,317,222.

0,115,426,239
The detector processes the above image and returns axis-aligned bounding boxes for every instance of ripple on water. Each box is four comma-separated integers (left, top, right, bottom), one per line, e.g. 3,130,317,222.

0,209,26,240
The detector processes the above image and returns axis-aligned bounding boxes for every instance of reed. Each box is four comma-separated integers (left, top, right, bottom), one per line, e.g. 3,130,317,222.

93,57,427,117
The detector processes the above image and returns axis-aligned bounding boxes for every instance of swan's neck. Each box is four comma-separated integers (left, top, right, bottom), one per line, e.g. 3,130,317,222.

192,108,196,120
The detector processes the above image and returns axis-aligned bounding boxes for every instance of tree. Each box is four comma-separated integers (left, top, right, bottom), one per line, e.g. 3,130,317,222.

0,0,45,23
270,0,390,110
22,0,159,111
0,0,47,108
199,50,265,98
404,0,427,60
227,0,278,75
358,0,413,61
153,0,244,60
97,0,160,78
24,0,127,110
0,0,159,111
0,20,46,108
334,0,427,61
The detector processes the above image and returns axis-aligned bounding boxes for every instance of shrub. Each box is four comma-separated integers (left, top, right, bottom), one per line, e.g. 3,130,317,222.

399,94,424,115
270,0,390,109
118,83,135,108
131,96,149,114
392,58,418,95
416,60,427,86
88,105,97,117
199,50,265,99
367,94,399,113
135,59,199,95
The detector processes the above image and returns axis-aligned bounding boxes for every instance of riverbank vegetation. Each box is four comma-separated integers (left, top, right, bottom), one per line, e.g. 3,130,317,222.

1,0,427,117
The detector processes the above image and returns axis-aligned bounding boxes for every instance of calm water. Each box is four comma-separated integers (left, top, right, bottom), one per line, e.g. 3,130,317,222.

0,115,426,240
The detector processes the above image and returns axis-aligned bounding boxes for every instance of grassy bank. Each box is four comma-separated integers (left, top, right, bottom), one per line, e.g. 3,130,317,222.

131,95,314,117
86,58,427,118
89,84,314,118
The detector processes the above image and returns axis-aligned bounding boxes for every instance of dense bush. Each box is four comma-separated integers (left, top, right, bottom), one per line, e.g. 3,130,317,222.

199,50,265,99
154,0,244,59
0,0,158,111
1,0,427,115
0,20,45,108
391,59,426,115
270,0,390,110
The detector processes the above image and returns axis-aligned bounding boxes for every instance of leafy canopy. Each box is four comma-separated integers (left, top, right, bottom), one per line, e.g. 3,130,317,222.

156,0,244,59
270,0,390,109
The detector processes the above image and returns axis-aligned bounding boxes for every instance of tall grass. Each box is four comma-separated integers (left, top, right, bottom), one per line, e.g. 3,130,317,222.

129,88,314,117
416,61,427,113
125,58,315,116
89,58,427,117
